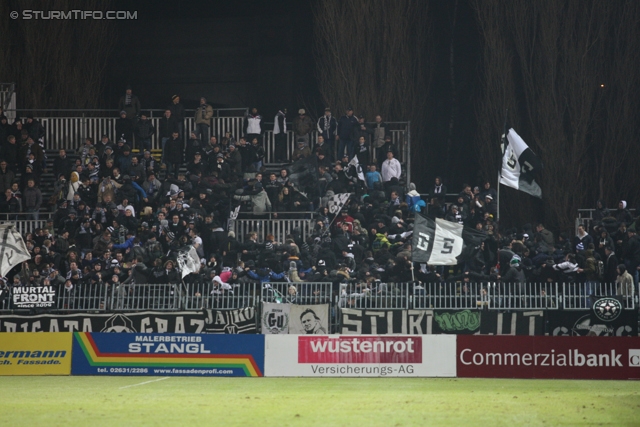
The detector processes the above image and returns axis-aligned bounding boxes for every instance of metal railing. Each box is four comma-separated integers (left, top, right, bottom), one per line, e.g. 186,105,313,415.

2,281,633,314
576,208,636,235
341,282,635,311
560,282,635,310
413,282,491,310
0,213,53,221
338,282,410,309
110,283,182,311
1,83,16,118
185,282,258,309
16,116,247,152
57,283,110,311
233,218,314,243
0,291,9,311
261,122,410,166
262,283,332,305
4,112,410,180
8,220,50,236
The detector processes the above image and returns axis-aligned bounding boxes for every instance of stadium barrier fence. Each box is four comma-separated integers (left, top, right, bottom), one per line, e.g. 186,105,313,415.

57,283,109,311
233,218,314,243
2,281,635,317
6,112,410,178
184,282,258,310
109,283,182,311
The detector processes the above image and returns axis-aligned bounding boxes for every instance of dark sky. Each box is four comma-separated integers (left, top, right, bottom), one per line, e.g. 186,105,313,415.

107,0,479,188
107,0,316,113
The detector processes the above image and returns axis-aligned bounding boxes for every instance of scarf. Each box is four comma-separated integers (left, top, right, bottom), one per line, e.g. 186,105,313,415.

323,115,331,132
434,184,442,194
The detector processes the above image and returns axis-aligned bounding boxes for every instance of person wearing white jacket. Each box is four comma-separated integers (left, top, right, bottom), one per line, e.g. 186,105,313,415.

381,151,402,182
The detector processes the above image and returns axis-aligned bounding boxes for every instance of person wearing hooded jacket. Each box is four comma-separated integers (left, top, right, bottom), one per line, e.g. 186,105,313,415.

615,200,633,226
233,183,272,215
502,255,526,305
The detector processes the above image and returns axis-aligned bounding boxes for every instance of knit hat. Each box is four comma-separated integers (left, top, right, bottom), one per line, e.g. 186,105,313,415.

298,108,305,115
510,255,521,266
171,95,179,101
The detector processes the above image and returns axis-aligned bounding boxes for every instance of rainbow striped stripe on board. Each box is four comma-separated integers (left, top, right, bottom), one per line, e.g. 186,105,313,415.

74,332,262,377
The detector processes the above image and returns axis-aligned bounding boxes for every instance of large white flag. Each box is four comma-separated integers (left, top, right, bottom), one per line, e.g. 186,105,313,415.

0,224,31,277
327,193,350,215
499,128,542,198
177,246,201,279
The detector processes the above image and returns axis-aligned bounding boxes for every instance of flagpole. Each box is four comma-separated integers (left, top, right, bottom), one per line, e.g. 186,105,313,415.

497,108,508,225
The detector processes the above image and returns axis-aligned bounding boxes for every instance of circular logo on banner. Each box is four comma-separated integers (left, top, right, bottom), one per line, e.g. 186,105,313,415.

592,297,622,322
262,309,289,334
101,314,137,332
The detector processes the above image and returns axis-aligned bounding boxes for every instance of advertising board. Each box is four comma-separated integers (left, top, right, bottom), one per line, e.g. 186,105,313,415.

72,332,264,377
0,332,72,375
457,336,640,379
265,335,456,377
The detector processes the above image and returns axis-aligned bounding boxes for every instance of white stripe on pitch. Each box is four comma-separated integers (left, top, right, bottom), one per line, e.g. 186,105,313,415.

119,377,170,389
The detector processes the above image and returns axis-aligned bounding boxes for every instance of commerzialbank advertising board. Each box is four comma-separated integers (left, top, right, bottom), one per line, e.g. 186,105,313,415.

264,335,456,377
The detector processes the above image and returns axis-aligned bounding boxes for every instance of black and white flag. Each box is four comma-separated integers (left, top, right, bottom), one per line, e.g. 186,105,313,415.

499,128,542,198
177,246,201,279
411,215,464,265
327,193,350,215
0,224,31,277
347,155,367,187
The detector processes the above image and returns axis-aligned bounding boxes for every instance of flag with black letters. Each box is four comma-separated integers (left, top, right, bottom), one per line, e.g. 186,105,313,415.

499,128,542,198
411,215,464,265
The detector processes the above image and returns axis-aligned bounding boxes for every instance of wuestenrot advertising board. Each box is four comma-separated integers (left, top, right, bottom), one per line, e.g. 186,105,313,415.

71,332,264,376
457,336,640,380
265,335,457,377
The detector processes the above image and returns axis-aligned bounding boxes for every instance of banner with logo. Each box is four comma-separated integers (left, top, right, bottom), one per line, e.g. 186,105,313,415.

547,309,638,336
72,332,264,377
11,285,57,309
264,335,456,377
341,308,483,335
0,309,257,334
457,336,640,379
261,303,291,334
262,304,329,334
0,332,72,375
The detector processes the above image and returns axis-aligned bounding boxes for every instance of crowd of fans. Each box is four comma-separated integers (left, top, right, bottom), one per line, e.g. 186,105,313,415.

0,90,638,311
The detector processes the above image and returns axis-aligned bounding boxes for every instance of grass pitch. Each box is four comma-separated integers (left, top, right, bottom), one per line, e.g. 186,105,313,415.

0,377,638,426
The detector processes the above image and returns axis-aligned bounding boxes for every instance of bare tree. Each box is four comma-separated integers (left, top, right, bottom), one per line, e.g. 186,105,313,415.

313,0,434,185
0,0,117,110
474,0,640,232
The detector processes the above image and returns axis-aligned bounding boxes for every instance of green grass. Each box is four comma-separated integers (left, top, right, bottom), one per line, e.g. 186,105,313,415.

0,377,639,426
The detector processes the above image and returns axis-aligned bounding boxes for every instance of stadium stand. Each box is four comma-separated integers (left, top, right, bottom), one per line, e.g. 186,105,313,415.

0,91,638,332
